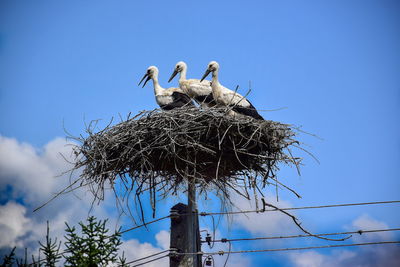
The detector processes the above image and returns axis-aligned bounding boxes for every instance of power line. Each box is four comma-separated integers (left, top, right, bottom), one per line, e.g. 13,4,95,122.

204,228,400,243
116,200,400,235
29,245,171,267
124,249,171,265
129,254,170,267
199,200,400,217
178,241,400,256
123,249,172,266
274,200,400,211
119,215,171,234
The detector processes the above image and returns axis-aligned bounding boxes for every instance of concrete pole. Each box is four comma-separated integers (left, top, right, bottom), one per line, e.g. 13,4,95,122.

187,179,198,267
169,180,201,267
170,203,187,267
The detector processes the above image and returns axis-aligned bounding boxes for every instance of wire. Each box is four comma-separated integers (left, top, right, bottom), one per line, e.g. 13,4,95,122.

116,200,400,233
30,247,171,267
199,200,400,216
123,249,172,265
119,215,170,235
129,254,170,267
205,228,400,243
178,241,400,256
273,200,400,211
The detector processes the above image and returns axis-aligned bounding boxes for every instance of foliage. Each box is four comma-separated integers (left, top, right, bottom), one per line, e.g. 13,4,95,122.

37,221,62,267
1,247,16,267
63,216,123,267
1,217,127,267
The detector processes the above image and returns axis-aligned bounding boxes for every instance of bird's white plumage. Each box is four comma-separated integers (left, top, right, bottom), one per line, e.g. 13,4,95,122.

200,61,263,120
140,66,193,110
155,94,175,106
212,84,252,107
180,79,212,98
169,61,214,107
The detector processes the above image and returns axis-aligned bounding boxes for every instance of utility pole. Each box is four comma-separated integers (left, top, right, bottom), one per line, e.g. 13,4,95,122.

170,179,201,267
187,179,201,267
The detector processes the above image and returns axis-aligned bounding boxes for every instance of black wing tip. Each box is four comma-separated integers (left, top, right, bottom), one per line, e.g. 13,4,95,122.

231,105,264,120
194,94,215,104
158,91,195,110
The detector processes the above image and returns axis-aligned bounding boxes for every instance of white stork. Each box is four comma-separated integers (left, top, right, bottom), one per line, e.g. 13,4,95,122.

200,61,264,120
139,66,194,110
168,61,215,107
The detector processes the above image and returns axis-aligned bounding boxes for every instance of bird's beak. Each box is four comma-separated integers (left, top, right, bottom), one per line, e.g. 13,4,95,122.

200,69,211,82
168,69,179,83
138,73,151,88
138,73,147,86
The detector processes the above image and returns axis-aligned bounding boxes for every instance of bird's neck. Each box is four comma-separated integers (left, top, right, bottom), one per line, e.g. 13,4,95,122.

211,70,222,98
152,77,164,95
179,68,187,82
211,70,220,87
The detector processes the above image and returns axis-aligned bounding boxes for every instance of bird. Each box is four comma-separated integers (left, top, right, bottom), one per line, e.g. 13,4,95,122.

200,61,264,120
139,66,195,110
168,61,215,107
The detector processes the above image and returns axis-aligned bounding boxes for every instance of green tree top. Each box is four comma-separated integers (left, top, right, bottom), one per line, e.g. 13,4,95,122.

64,216,124,267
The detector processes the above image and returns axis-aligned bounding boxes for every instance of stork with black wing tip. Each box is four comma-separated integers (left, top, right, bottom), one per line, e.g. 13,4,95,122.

139,66,195,110
168,61,215,107
200,61,264,120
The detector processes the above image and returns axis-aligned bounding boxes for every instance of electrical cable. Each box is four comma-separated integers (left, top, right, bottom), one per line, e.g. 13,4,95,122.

199,200,400,217
129,254,170,267
178,241,400,256
123,249,171,265
119,215,171,235
204,228,400,243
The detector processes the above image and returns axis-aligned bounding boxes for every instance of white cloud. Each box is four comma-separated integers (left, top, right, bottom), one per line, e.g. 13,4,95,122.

289,249,358,267
0,136,120,252
290,251,325,267
0,136,57,202
0,202,31,248
155,230,170,250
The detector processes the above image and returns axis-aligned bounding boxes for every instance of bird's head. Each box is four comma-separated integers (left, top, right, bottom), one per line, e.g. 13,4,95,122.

200,61,219,82
138,66,158,87
168,61,187,83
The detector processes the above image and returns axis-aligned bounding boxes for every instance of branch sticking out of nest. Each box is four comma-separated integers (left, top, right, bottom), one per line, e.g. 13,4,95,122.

69,107,303,220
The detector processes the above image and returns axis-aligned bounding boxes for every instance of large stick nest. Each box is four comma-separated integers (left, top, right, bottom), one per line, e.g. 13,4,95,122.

70,107,303,218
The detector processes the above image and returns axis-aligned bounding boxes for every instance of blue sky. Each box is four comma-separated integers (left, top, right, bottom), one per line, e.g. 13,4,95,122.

0,0,399,266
